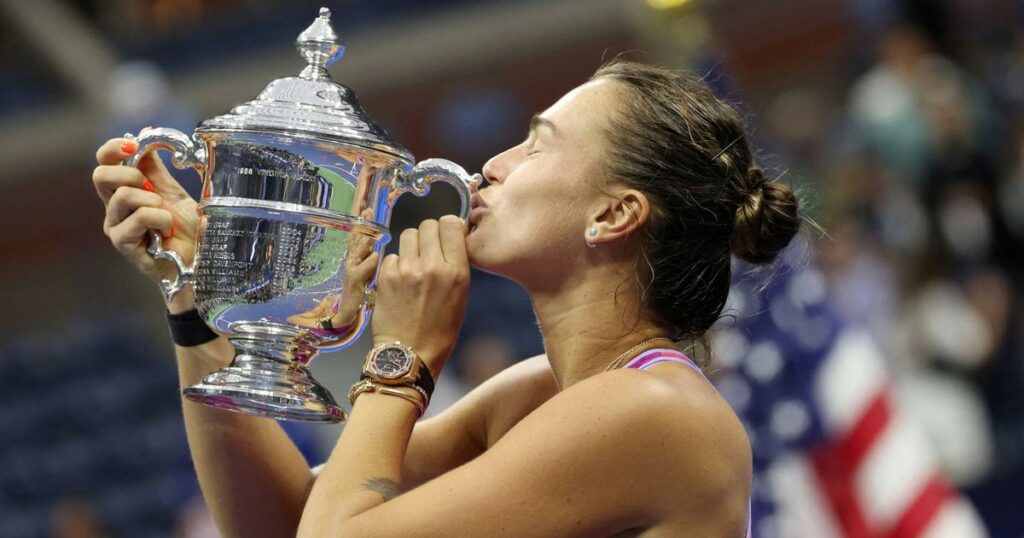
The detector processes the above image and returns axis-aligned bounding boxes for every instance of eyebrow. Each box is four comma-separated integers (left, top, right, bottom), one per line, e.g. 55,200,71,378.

529,114,557,135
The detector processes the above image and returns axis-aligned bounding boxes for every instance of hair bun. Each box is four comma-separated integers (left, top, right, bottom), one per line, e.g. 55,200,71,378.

730,169,800,264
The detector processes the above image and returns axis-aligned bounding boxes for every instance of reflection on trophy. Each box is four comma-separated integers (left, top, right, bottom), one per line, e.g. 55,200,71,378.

286,213,379,335
125,7,480,423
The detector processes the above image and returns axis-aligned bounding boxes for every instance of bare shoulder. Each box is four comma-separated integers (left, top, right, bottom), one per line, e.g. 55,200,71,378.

333,364,749,537
328,362,751,537
617,365,750,482
504,366,751,518
619,363,751,463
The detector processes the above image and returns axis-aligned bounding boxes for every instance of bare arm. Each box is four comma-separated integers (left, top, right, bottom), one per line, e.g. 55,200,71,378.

176,288,495,536
168,291,314,536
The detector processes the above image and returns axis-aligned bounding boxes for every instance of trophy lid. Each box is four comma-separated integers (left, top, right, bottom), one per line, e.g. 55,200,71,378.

197,7,413,163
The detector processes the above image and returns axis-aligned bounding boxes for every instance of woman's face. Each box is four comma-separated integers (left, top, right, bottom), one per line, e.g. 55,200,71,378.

467,78,621,287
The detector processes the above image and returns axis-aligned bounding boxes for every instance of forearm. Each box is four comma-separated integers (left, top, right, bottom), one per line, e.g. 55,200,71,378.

297,391,418,537
172,292,313,536
298,214,469,536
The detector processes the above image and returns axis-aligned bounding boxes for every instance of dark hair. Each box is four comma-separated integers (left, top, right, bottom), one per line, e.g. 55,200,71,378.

591,60,801,340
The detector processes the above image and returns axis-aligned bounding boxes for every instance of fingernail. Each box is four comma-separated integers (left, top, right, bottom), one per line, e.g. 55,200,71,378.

120,141,138,154
142,179,155,192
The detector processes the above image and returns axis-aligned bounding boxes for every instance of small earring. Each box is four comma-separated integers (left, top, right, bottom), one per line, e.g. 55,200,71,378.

586,226,598,248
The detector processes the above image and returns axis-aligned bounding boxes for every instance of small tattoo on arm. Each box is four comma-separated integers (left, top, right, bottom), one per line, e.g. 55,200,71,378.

361,477,401,502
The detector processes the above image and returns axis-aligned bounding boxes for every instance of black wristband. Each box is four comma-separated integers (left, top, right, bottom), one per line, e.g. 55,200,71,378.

167,309,219,347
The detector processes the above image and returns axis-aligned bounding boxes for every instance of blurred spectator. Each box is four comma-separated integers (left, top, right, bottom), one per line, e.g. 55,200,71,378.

50,497,108,538
848,24,935,184
891,276,997,486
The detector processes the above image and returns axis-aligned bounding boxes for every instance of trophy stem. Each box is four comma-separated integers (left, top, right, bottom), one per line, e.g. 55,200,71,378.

182,333,346,423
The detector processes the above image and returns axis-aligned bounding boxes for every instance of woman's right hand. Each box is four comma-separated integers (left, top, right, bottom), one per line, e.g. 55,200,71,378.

92,137,200,306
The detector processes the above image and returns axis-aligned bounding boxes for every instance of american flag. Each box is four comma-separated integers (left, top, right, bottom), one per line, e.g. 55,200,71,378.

713,249,989,538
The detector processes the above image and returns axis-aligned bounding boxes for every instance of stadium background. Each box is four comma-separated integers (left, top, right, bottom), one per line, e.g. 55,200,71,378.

1,0,1022,536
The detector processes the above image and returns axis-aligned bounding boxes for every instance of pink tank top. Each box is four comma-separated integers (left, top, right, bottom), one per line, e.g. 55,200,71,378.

624,348,753,538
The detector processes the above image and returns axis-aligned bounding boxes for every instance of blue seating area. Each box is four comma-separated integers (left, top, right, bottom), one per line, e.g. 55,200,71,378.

0,322,195,537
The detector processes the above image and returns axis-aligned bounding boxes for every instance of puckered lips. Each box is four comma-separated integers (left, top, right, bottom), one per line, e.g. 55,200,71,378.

469,193,489,231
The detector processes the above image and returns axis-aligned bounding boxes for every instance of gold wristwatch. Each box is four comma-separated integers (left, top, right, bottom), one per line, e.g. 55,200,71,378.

350,342,435,415
362,342,435,391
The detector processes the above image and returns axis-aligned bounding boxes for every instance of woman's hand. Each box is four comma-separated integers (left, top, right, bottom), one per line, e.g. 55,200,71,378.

371,215,470,379
92,137,200,307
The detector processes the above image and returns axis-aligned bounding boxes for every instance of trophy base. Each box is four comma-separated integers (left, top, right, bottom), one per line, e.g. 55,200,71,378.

183,356,346,423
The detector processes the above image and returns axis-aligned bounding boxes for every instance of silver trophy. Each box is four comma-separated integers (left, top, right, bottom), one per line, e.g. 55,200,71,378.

125,7,480,423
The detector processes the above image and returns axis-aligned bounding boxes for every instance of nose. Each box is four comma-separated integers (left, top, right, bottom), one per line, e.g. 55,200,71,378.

481,146,515,186
480,158,499,187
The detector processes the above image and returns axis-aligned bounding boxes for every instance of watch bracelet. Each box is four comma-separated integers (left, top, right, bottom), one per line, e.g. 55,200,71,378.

348,379,428,417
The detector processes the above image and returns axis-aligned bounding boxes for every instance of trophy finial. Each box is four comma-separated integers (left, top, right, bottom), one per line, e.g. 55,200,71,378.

297,6,345,81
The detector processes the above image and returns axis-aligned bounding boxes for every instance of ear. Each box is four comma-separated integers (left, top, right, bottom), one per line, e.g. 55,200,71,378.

587,189,651,246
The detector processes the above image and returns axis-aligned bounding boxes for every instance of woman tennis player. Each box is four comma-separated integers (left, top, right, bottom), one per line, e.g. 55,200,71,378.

93,60,801,537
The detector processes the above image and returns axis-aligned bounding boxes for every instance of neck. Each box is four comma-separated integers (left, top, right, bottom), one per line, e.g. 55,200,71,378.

526,263,673,389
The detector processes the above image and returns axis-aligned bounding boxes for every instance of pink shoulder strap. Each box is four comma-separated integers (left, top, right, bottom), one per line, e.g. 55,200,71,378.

623,348,704,378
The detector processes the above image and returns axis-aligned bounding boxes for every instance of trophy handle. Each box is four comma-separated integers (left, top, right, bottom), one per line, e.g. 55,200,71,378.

396,159,482,220
123,128,207,301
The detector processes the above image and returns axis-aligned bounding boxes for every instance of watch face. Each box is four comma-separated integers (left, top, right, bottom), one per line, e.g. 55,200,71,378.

373,346,413,379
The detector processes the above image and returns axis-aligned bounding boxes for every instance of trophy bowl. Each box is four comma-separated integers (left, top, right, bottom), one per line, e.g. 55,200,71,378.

125,8,480,423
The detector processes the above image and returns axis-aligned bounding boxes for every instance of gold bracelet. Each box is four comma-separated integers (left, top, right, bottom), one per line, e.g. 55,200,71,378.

348,379,426,417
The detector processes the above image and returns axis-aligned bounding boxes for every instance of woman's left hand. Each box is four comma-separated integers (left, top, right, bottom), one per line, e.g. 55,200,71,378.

371,215,470,379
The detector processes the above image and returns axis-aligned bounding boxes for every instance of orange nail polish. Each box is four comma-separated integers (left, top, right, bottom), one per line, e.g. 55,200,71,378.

142,179,155,192
120,141,137,154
